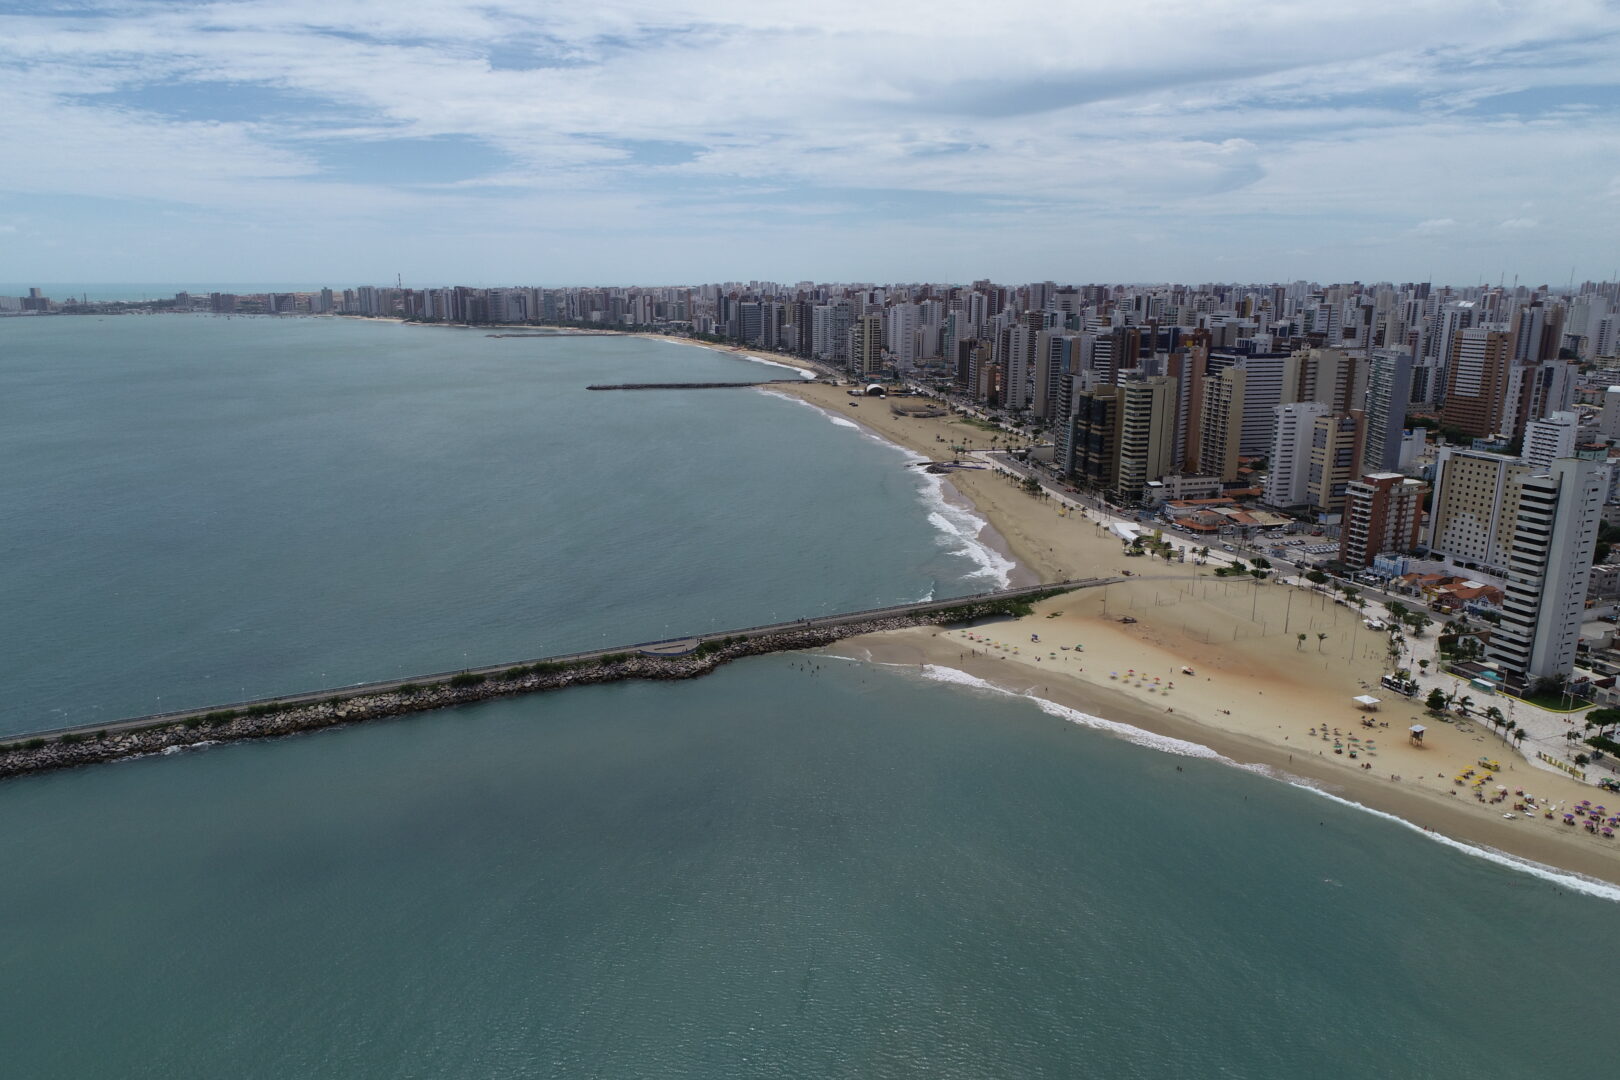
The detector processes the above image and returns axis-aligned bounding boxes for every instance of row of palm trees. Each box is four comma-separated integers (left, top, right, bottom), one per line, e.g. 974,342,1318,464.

1424,689,1527,744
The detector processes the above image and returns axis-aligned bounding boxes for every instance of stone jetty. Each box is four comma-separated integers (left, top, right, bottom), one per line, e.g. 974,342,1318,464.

0,588,1088,780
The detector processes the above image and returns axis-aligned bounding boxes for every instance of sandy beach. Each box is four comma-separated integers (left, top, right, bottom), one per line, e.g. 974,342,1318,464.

760,378,1620,890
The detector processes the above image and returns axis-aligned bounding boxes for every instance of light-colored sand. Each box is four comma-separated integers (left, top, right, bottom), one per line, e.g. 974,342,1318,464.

763,379,1620,887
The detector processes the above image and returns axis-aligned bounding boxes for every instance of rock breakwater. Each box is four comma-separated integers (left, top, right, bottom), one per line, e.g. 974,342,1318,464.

0,599,1043,780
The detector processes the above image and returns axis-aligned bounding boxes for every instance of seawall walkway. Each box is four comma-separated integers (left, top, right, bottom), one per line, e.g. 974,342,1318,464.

0,579,1113,779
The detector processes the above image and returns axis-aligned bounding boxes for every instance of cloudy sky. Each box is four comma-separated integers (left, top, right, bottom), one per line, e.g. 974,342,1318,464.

4,0,1619,286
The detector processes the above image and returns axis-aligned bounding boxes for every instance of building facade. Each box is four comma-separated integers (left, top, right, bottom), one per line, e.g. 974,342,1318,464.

1485,454,1606,683
1339,473,1427,569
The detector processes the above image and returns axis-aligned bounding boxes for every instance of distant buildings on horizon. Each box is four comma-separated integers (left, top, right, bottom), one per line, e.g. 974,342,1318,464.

13,274,1620,690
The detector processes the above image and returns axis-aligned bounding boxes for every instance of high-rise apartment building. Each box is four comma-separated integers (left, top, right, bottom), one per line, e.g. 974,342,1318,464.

1339,473,1427,568
1196,366,1245,482
1598,386,1620,441
1293,348,1364,414
1440,327,1514,437
1363,349,1414,473
850,314,883,377
1307,411,1365,516
1065,388,1119,492
1062,375,1176,501
1425,447,1529,574
1523,411,1580,471
1210,351,1297,455
1114,375,1178,502
1486,453,1606,684
1264,402,1330,508
887,302,919,368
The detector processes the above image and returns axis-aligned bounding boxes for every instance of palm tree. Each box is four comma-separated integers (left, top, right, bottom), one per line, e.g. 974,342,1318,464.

1316,633,1328,652
1512,726,1527,747
1456,694,1474,717
1484,706,1505,730
1297,633,1307,651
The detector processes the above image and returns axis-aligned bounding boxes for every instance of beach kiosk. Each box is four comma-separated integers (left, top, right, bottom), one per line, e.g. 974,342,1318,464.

1353,694,1380,711
1409,723,1426,746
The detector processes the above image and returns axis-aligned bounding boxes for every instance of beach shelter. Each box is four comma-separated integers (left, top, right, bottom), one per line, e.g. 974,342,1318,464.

1409,724,1426,745
1353,695,1381,711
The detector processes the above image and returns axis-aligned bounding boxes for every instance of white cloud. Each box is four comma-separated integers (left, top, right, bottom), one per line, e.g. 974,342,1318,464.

1,1,1618,281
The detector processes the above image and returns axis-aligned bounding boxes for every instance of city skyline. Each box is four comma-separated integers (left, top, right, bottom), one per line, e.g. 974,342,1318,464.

3,1,1619,284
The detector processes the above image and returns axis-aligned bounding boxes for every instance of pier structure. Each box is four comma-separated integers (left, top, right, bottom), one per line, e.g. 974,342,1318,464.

0,579,1115,777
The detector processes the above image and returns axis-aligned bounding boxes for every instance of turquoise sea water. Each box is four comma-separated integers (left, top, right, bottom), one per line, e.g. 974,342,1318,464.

2,316,1616,1078
1,316,1003,732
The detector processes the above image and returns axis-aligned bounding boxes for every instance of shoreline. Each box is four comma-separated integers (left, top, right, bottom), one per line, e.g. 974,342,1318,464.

755,385,1028,591
760,380,1620,890
834,626,1620,895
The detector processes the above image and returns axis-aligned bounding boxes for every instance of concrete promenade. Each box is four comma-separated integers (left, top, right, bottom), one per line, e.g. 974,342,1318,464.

2,578,1114,751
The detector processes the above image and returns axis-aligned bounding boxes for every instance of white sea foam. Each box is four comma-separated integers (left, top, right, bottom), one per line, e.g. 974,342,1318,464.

917,471,1016,587
649,338,812,378
739,354,815,379
916,664,1620,902
757,389,1014,587
919,665,1224,759
1287,783,1620,902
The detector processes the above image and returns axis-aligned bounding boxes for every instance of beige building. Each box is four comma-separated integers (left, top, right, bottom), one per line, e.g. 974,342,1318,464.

1066,374,1177,502
1115,375,1179,502
1425,447,1529,574
1307,411,1365,516
1292,347,1366,414
1195,366,1245,482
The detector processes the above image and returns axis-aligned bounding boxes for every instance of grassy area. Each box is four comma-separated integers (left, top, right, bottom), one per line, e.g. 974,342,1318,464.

955,416,1004,433
1508,689,1594,712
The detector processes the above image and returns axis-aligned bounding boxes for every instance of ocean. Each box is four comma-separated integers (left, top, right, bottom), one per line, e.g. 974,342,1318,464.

1,314,1615,1078
1,316,1005,732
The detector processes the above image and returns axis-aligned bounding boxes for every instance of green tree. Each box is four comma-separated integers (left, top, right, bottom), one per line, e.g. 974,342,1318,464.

1297,633,1307,651
1316,632,1329,652
1426,687,1448,713
1585,707,1620,739
1306,570,1329,586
